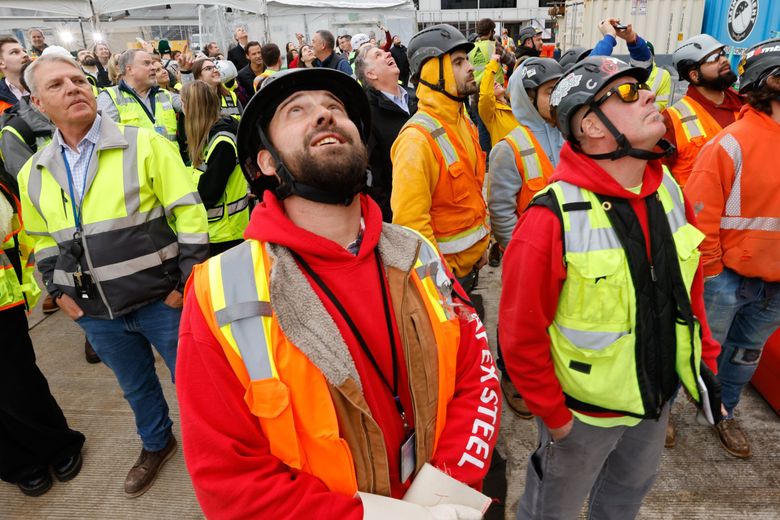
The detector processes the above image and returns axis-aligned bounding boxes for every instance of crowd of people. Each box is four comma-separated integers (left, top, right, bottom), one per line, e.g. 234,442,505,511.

0,16,778,520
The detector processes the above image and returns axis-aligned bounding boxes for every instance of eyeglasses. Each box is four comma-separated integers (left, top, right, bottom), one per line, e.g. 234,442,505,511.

593,82,651,107
201,65,217,72
701,49,727,65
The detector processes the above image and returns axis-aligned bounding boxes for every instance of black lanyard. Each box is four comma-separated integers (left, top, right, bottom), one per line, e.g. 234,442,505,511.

119,81,157,124
292,249,411,434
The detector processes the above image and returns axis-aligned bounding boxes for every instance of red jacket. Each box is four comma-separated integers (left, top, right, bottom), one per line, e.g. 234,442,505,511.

499,143,721,429
177,193,499,519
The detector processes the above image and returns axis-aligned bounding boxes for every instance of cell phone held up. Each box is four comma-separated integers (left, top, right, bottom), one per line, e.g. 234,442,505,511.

613,23,628,31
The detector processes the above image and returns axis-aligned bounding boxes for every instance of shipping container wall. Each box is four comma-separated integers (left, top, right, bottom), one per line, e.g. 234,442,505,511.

702,0,779,53
561,0,706,54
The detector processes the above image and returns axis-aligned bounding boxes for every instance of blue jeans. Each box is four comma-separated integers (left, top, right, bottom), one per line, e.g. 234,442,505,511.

77,299,181,451
704,268,780,416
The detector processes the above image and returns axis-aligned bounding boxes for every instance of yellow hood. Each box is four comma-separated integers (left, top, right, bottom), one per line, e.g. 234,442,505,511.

415,53,467,125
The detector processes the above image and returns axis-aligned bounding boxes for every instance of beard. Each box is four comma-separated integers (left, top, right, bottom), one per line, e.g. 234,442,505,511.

282,126,369,200
81,56,97,67
696,69,738,90
456,75,478,97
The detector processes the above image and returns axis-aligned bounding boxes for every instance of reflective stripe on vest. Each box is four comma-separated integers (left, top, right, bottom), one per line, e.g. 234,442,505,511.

221,92,241,117
403,112,490,254
505,126,544,182
406,112,459,167
197,229,460,495
106,87,178,141
542,168,704,419
668,97,707,141
197,130,249,241
717,133,780,232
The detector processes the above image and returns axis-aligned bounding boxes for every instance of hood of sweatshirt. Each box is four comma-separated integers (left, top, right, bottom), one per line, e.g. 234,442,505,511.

15,96,55,134
415,52,467,125
244,191,384,267
550,142,664,199
507,66,565,167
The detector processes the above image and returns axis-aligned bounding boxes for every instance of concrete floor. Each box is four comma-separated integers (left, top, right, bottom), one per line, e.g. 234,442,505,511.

3,265,779,519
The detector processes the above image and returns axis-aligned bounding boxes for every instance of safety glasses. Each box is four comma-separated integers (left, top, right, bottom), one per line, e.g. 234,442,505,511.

700,49,727,65
592,82,651,107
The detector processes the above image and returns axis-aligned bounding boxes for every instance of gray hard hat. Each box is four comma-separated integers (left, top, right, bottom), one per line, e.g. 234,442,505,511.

551,56,649,141
520,57,564,90
559,46,592,72
407,23,473,81
673,34,724,81
518,25,542,45
738,38,780,93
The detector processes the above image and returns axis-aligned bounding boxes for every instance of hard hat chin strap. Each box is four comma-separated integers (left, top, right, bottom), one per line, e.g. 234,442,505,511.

417,55,469,103
258,129,368,206
582,104,676,161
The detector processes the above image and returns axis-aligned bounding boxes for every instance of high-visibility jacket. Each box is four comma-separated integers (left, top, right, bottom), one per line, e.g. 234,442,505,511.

190,228,461,496
0,182,40,312
18,118,208,319
192,130,249,244
104,85,178,142
503,125,553,213
685,105,780,282
664,95,732,187
537,170,705,426
469,39,502,88
647,63,672,111
220,90,242,120
0,101,54,179
85,72,101,97
400,111,489,260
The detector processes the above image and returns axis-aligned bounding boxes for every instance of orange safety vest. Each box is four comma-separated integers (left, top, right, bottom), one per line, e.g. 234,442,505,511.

191,230,461,496
665,96,733,187
401,111,489,256
502,125,554,214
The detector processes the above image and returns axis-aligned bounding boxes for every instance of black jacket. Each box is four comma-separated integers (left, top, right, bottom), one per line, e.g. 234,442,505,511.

228,44,249,71
236,64,259,104
365,85,417,222
389,44,410,87
0,79,19,108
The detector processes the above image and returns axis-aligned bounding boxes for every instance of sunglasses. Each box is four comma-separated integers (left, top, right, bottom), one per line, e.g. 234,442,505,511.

593,81,651,107
701,49,727,65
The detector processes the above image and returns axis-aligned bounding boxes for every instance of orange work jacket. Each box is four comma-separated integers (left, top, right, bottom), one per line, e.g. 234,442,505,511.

191,232,461,496
665,96,734,187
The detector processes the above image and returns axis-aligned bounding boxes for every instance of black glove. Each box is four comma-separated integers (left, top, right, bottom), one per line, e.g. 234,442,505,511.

698,362,722,425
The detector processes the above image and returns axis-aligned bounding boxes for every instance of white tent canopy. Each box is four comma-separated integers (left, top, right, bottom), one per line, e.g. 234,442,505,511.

0,1,416,56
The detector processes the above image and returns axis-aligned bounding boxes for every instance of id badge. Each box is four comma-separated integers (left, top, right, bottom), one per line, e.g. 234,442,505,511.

400,430,416,484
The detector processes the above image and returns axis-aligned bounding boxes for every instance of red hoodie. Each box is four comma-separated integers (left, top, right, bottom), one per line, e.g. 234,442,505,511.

499,143,720,430
177,192,499,520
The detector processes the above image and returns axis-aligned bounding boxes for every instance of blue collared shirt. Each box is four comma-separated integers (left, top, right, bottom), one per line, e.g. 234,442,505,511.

57,114,102,200
380,86,409,114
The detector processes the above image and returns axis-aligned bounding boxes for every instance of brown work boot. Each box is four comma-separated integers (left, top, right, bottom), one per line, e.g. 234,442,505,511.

124,435,177,497
500,374,533,419
84,339,101,364
715,418,751,459
41,294,59,314
488,241,502,267
665,414,676,448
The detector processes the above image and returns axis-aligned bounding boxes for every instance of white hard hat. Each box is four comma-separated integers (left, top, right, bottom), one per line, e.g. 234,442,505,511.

351,33,370,50
41,45,76,60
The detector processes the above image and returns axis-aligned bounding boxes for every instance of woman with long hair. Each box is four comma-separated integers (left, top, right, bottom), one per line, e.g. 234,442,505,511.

192,58,242,119
152,56,179,93
180,81,249,256
91,41,112,86
285,42,299,68
297,44,316,68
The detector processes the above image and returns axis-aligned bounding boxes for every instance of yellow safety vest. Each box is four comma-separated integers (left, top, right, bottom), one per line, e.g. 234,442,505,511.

105,85,178,142
192,130,249,244
0,186,40,311
540,169,705,427
220,90,242,120
469,39,503,87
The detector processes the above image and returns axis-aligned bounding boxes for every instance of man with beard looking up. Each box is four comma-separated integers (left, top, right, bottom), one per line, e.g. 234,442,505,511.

662,34,743,187
76,49,100,94
175,67,500,519
391,25,490,293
